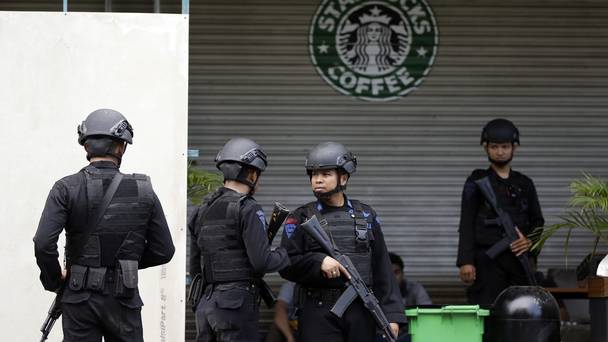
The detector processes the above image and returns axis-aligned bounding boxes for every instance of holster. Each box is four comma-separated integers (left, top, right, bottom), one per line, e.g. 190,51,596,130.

187,273,206,312
114,260,138,298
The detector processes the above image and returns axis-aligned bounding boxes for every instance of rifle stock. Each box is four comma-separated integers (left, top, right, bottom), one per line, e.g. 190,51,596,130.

267,202,290,243
258,202,290,308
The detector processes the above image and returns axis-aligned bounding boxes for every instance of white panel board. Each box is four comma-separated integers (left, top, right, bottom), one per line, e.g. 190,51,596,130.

0,11,188,341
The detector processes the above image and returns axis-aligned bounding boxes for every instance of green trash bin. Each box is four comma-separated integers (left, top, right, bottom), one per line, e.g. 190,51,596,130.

405,305,489,342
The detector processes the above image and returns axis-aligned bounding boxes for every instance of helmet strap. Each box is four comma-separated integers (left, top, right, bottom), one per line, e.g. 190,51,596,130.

234,166,260,195
311,171,348,199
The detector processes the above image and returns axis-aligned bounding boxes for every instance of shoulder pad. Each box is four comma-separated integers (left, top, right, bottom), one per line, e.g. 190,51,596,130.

239,195,256,207
202,189,224,205
351,199,372,210
302,201,316,209
131,173,149,180
509,170,524,178
470,169,489,180
511,170,533,184
351,200,376,220
291,205,309,217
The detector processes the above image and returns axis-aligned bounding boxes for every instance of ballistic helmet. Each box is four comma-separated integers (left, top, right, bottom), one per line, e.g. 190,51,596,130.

215,138,267,189
305,142,357,176
77,109,133,145
480,118,520,145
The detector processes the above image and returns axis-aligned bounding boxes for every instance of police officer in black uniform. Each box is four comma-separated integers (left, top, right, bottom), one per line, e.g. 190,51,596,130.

33,109,175,341
457,118,544,305
189,137,290,342
279,142,404,342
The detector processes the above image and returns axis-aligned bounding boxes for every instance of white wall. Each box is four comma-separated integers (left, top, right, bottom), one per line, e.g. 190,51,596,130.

0,11,188,341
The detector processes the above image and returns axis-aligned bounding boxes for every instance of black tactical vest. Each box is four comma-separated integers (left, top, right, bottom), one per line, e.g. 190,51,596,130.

306,200,374,285
69,166,154,267
195,189,256,284
474,171,532,246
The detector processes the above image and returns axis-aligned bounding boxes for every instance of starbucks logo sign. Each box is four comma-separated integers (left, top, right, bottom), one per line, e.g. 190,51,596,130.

310,0,438,101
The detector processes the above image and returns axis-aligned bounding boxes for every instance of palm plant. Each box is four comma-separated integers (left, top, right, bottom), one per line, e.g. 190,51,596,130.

531,173,608,261
187,163,223,205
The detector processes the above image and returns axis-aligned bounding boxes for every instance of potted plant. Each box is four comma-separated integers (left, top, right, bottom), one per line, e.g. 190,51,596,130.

187,163,223,205
531,173,608,287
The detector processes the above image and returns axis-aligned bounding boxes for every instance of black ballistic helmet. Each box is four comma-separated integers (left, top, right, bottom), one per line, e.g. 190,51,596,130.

215,138,268,189
77,109,134,145
305,142,357,176
480,118,520,145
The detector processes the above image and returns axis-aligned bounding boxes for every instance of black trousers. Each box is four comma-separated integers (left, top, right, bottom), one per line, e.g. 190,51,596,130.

62,292,143,342
195,283,261,342
298,294,375,342
467,249,530,305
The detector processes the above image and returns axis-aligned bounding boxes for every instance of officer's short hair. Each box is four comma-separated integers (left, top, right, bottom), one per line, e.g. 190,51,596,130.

389,252,404,271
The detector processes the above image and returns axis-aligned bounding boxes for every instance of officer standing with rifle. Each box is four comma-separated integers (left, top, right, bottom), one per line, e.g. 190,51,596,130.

457,118,544,305
279,142,404,342
188,137,290,342
33,109,175,341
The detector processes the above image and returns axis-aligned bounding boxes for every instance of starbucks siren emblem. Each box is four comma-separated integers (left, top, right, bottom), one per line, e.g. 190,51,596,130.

310,0,438,101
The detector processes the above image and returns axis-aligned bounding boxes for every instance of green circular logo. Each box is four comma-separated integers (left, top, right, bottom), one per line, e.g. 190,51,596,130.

310,0,438,101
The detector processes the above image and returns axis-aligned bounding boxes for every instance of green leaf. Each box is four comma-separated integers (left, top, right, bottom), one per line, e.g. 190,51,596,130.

187,163,223,205
534,173,608,263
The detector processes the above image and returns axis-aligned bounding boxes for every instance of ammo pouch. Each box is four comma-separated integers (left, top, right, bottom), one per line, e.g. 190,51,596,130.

114,260,138,298
69,265,107,292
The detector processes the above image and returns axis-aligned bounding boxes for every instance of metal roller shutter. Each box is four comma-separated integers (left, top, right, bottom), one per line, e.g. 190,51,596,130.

188,0,608,307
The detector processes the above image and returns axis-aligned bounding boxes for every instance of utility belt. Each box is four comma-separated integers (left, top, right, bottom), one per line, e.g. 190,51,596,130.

297,287,344,307
68,260,138,298
204,280,260,297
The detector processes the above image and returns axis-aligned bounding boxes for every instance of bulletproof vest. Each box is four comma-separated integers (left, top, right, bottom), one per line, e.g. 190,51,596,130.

475,172,531,246
195,190,255,283
69,166,154,267
306,200,374,285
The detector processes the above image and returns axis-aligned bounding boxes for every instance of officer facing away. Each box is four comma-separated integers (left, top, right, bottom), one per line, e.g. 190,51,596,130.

33,109,175,341
457,118,544,305
188,137,289,342
280,142,405,342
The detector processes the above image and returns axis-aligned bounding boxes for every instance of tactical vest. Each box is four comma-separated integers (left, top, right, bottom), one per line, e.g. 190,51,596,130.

475,171,531,246
305,200,374,285
195,190,256,284
69,166,154,267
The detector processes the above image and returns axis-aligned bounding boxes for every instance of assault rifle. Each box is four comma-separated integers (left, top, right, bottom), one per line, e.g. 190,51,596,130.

475,177,537,285
40,285,64,341
301,215,397,342
188,202,290,309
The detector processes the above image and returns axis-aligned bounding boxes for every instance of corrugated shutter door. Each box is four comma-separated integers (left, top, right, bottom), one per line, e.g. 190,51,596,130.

188,0,608,306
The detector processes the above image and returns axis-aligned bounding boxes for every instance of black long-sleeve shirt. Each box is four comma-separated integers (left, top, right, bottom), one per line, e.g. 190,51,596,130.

33,161,175,291
457,167,544,267
188,187,289,278
279,197,406,324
